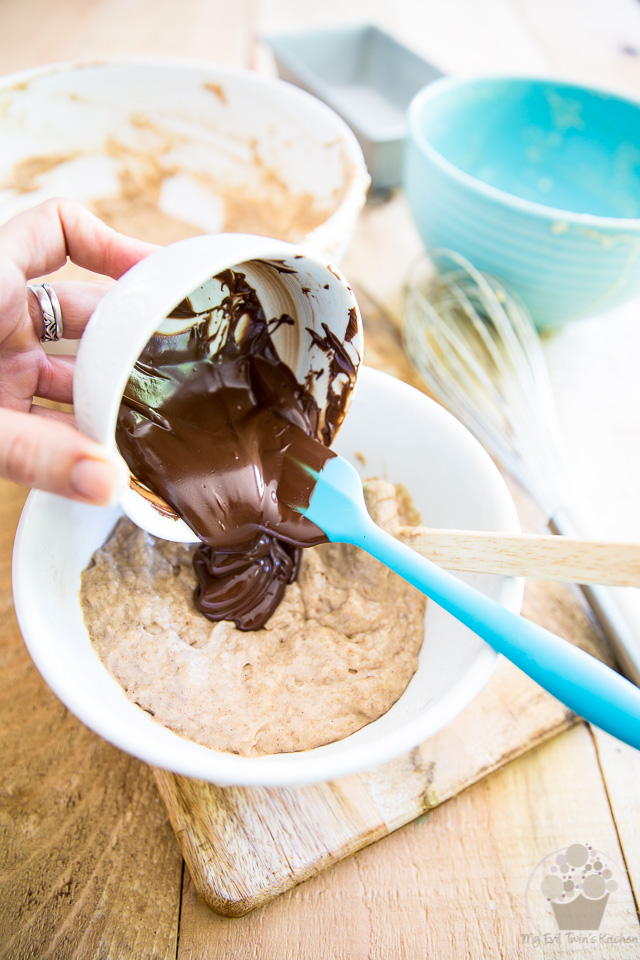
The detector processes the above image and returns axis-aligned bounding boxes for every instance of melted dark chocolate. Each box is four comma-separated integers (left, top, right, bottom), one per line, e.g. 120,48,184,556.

345,307,358,344
306,323,359,445
116,267,358,630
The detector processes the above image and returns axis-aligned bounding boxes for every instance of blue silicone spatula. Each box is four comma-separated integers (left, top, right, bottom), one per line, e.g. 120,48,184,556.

300,455,640,750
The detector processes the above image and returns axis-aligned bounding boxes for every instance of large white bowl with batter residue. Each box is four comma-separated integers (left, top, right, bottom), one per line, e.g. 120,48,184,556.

12,366,523,787
0,57,369,262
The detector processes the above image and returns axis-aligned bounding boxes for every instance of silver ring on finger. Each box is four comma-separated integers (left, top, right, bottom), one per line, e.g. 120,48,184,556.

27,282,63,342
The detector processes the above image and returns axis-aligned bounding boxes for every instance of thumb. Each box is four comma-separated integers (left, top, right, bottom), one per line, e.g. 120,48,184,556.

0,407,129,505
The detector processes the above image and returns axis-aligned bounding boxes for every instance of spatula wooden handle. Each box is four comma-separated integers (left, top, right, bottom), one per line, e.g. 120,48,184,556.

396,526,640,587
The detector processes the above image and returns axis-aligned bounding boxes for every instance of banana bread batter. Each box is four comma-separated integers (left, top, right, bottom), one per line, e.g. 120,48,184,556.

81,479,426,757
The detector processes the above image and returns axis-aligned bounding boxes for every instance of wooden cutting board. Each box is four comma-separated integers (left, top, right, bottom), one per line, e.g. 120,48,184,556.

152,287,614,918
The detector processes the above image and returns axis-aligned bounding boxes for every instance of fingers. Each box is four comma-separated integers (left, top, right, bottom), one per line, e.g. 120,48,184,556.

0,197,157,282
27,281,113,340
31,405,76,427
0,200,152,509
0,200,156,354
34,354,75,405
0,407,129,506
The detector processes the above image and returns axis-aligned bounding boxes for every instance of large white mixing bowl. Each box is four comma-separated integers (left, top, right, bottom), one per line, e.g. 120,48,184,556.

13,368,523,787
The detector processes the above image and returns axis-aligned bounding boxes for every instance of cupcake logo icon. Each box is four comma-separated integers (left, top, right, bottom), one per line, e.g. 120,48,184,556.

526,843,619,934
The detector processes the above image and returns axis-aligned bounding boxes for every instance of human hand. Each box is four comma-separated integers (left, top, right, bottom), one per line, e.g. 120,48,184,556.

0,198,155,504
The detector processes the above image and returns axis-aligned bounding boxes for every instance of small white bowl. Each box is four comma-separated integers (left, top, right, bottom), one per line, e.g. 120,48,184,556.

0,57,370,261
73,232,363,542
13,367,523,787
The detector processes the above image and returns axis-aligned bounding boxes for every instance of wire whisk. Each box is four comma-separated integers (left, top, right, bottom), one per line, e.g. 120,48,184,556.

404,250,571,519
403,249,640,684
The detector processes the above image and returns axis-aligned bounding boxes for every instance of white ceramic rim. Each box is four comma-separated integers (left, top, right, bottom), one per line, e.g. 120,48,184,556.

407,74,640,230
13,368,524,786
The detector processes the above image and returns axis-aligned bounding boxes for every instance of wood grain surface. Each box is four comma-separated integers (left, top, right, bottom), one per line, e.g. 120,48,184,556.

175,726,640,960
0,479,184,959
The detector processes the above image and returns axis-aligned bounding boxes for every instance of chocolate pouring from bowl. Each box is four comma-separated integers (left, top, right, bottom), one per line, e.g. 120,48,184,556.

300,454,640,751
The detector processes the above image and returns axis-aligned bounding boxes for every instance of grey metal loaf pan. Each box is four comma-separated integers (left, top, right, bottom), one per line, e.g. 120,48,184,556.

263,24,443,190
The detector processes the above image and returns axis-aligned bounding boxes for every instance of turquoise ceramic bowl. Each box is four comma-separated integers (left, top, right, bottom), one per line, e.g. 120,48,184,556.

404,76,640,328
